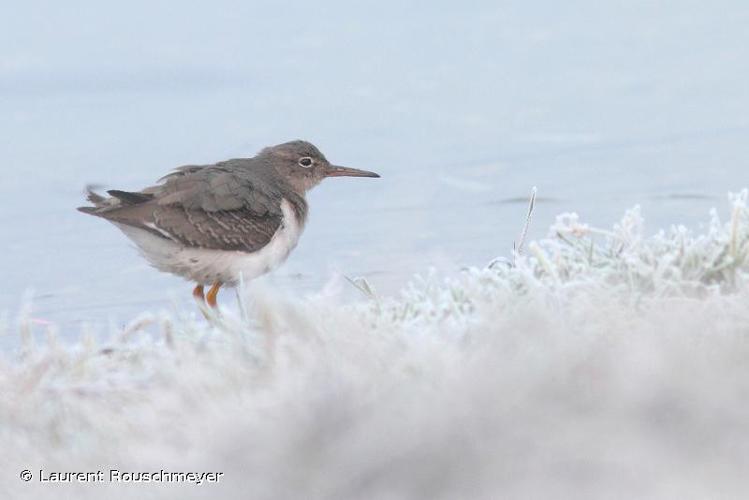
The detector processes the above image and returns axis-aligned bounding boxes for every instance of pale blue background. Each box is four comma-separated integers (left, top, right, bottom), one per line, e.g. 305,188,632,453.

1,1,748,332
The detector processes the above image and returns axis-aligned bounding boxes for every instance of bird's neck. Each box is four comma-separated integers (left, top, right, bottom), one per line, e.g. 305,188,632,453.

284,191,309,226
284,175,323,195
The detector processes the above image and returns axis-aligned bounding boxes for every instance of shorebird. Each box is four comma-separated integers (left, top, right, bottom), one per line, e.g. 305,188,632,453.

78,140,380,308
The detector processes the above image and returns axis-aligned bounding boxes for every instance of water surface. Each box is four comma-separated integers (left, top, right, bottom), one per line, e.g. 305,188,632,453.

1,1,748,334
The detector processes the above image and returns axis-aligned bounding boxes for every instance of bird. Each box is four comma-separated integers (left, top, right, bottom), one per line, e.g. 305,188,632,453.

78,140,380,308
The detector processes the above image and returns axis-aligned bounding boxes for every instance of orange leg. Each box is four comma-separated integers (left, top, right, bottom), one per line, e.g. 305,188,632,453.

206,282,222,308
192,284,205,302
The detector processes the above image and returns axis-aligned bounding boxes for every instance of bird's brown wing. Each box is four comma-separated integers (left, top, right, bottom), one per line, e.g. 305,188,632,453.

82,165,286,253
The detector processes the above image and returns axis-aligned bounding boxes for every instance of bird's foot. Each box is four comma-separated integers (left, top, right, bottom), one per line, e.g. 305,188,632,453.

192,282,223,322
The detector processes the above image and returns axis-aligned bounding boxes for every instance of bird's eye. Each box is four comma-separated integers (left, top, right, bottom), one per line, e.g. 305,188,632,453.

298,157,314,168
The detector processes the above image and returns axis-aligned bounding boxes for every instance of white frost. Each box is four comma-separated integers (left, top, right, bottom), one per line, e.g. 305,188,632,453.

3,190,749,499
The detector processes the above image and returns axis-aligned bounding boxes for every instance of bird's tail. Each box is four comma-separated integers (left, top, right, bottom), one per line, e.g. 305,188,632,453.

77,185,155,215
85,185,108,205
77,185,113,214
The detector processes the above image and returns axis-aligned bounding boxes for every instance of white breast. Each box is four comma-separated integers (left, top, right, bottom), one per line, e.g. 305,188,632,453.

226,198,303,283
115,199,304,286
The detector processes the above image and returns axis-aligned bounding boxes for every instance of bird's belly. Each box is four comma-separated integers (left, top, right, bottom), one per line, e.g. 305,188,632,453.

115,199,303,286
173,244,295,286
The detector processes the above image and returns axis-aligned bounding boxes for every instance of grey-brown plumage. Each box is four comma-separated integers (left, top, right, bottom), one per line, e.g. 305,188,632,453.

78,140,380,307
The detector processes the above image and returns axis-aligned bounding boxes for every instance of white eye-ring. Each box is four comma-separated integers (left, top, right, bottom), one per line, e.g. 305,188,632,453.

298,157,314,168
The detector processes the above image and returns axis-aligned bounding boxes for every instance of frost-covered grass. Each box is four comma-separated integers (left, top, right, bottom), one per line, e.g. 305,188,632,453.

3,192,749,499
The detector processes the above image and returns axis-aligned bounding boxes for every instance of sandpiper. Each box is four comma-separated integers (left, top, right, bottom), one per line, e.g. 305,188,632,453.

78,140,380,307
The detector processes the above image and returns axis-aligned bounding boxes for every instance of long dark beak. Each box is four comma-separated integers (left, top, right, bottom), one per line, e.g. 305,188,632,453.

325,165,380,178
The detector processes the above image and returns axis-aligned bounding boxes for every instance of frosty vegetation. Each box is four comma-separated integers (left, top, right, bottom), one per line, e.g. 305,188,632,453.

2,191,749,499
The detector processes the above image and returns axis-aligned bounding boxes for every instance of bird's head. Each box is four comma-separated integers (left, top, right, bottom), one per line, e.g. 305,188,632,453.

259,140,380,193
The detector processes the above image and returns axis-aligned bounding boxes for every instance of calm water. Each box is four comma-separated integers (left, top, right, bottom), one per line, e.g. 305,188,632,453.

1,1,749,334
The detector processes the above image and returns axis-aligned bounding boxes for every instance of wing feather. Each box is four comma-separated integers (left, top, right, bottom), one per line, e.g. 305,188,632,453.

151,166,286,252
82,162,296,253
